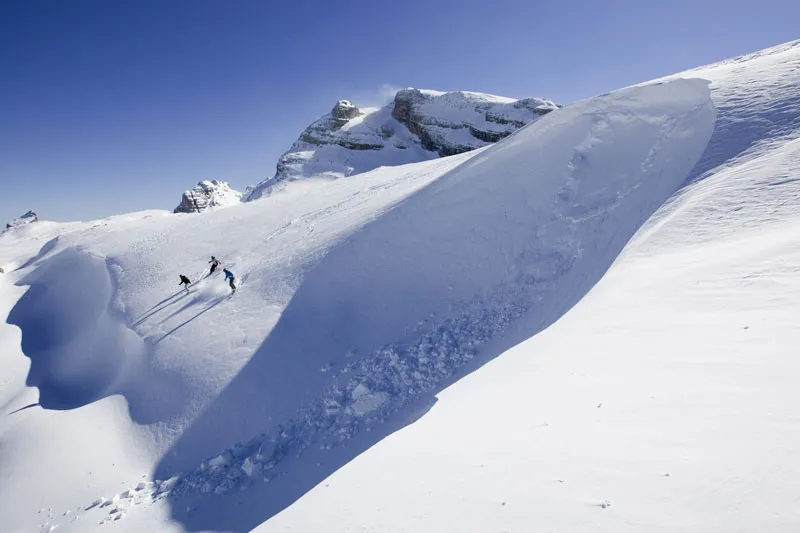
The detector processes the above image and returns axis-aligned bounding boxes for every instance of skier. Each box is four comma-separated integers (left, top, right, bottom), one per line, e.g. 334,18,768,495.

178,274,192,291
209,256,220,275
223,268,236,292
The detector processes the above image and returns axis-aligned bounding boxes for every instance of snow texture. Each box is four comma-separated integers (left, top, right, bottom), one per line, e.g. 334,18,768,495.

0,39,798,533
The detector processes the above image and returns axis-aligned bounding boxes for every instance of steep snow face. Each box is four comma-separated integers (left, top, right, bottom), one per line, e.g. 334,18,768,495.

255,42,800,533
4,210,38,230
0,76,713,533
243,89,558,200
173,180,242,214
155,79,713,532
1,39,797,533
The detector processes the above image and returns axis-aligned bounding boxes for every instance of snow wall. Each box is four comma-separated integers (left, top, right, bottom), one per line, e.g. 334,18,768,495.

154,78,715,531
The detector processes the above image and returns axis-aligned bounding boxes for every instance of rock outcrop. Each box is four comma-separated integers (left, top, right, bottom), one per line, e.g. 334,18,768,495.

244,89,559,201
330,100,361,126
174,180,242,214
391,89,557,156
5,210,39,230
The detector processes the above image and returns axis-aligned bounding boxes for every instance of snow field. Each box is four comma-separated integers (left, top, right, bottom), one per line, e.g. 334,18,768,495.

0,40,798,533
8,77,715,532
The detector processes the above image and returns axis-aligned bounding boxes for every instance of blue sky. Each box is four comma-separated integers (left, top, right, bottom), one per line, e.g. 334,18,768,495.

1,0,798,223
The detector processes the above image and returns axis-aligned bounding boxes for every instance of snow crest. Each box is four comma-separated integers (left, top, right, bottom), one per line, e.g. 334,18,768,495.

141,78,714,529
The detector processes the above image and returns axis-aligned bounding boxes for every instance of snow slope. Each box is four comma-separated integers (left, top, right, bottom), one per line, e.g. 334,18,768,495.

0,75,714,532
0,39,797,533
254,41,800,532
0,154,478,533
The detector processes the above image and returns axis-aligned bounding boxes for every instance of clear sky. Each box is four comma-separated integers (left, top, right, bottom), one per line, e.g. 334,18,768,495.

1,0,797,223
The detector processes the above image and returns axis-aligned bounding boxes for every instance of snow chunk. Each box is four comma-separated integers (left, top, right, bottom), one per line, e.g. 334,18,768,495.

157,474,181,494
241,457,261,477
348,385,390,416
135,481,155,492
208,451,233,469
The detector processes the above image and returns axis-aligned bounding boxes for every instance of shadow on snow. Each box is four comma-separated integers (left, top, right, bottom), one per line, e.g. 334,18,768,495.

7,248,188,424
153,80,717,532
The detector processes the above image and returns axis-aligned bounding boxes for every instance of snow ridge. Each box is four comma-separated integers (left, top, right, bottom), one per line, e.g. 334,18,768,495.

137,79,713,527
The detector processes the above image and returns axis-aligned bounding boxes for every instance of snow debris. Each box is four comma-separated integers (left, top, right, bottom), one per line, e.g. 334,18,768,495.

208,451,233,470
157,474,181,494
242,457,261,477
135,481,155,492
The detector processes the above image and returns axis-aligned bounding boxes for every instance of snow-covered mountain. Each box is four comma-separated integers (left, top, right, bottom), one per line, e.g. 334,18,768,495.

0,40,798,533
173,180,242,214
243,89,558,200
4,210,38,230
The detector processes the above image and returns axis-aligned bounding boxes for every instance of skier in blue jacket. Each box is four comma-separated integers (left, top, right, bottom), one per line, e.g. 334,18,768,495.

223,268,236,292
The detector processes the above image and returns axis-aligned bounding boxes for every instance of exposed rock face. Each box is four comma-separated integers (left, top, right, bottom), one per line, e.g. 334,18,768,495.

330,100,361,127
5,210,39,230
296,100,381,151
391,89,557,156
244,88,559,201
174,180,242,214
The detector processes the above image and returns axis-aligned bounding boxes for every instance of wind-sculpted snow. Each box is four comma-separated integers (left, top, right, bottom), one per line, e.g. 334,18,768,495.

144,78,714,531
254,44,800,533
2,41,799,533
666,40,800,182
0,79,713,532
631,39,800,254
7,248,186,422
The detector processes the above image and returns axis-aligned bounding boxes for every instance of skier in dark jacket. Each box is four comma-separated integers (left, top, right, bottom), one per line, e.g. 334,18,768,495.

209,256,220,275
223,268,236,292
179,274,192,291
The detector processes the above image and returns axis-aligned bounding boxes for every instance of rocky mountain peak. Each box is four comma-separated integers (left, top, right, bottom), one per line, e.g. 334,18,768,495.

331,100,361,127
174,180,242,214
391,89,558,156
243,88,559,201
5,210,39,230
